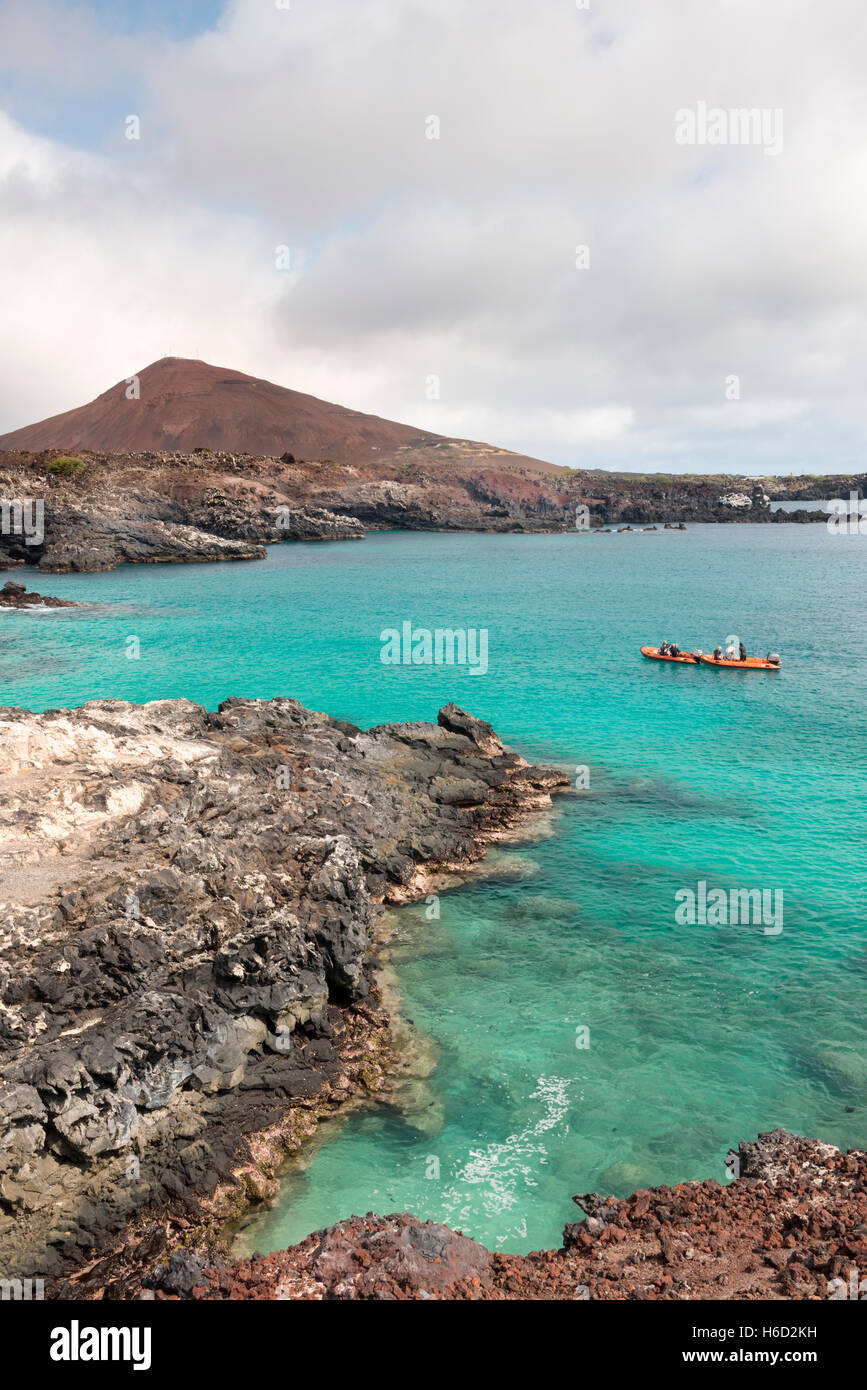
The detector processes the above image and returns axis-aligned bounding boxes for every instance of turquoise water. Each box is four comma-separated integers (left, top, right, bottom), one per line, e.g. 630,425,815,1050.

3,527,865,1253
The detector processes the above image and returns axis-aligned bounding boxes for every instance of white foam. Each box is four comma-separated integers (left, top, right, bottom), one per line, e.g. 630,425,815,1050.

437,1075,574,1243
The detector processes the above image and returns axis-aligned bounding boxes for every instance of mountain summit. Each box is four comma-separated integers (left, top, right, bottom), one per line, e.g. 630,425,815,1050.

0,357,450,464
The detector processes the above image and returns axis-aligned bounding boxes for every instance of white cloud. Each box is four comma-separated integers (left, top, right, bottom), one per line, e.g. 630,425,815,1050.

683,399,813,431
1,0,867,471
414,403,635,451
0,110,283,425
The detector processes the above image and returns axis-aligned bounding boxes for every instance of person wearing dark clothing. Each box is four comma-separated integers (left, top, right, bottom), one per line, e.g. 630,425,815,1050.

713,646,723,661
739,642,747,662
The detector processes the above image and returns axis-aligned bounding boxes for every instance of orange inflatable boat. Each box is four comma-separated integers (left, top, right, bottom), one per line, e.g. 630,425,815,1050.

698,654,781,671
640,646,699,664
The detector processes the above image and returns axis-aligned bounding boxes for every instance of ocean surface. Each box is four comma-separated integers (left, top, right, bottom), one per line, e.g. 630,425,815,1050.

3,525,865,1254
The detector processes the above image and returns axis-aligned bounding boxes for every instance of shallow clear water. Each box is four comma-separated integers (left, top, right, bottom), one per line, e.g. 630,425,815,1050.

4,526,865,1253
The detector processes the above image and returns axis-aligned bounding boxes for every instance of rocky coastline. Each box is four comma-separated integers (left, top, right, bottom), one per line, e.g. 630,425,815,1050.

164,1129,866,1301
0,694,862,1302
0,449,853,574
0,696,568,1288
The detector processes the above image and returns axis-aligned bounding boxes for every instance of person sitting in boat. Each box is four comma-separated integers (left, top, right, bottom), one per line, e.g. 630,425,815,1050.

725,640,738,659
739,641,747,662
713,645,723,661
669,642,681,657
659,640,670,655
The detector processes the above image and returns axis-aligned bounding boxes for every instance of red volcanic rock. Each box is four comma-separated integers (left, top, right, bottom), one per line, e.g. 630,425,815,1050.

308,1216,492,1299
183,1132,867,1301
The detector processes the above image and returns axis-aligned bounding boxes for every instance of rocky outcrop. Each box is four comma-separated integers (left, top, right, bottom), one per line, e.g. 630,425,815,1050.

0,698,568,1279
36,519,269,573
168,1130,866,1301
177,492,364,546
0,581,78,609
0,464,363,573
0,448,856,575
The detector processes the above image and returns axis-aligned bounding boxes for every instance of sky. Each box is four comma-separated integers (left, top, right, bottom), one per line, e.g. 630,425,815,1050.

1,0,866,473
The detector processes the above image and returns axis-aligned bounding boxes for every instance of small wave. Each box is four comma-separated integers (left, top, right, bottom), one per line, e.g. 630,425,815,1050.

437,1076,573,1240
0,604,68,615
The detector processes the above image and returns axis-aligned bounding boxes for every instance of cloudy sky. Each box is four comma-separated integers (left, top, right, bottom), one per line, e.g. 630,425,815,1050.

1,0,866,472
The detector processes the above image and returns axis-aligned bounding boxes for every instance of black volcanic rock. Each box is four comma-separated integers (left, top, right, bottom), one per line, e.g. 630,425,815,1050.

0,697,568,1279
0,581,78,608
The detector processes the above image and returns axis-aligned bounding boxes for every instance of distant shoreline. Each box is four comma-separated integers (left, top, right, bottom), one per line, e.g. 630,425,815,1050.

0,445,851,575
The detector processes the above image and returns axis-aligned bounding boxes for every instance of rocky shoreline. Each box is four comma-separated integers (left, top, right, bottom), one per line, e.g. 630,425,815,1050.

163,1129,866,1301
0,697,568,1287
1,695,862,1302
0,449,852,574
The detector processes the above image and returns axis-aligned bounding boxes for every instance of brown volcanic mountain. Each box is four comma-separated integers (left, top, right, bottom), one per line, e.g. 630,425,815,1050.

0,356,555,472
0,357,424,462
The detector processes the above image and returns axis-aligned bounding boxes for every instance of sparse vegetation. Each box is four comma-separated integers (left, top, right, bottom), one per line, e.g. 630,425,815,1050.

47,456,86,475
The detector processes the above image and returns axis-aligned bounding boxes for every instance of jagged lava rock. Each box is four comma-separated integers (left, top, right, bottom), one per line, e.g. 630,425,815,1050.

0,697,568,1278
187,1131,866,1301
